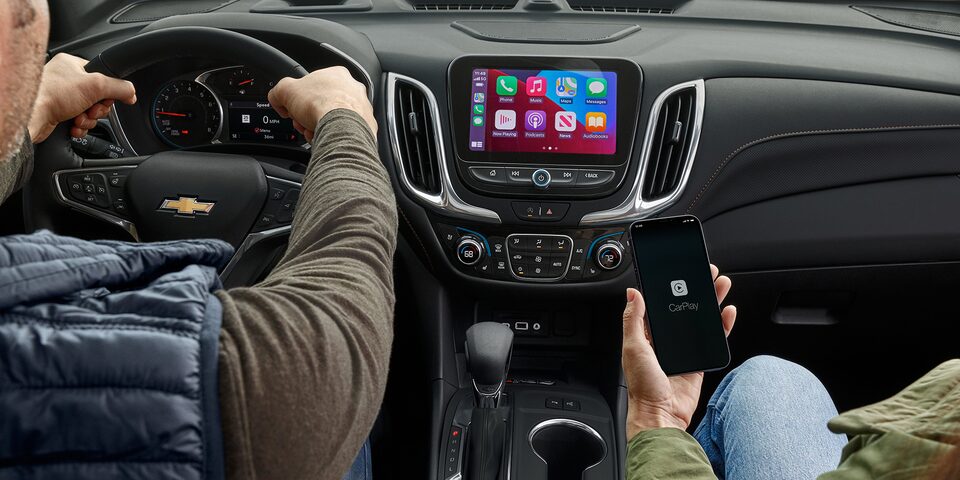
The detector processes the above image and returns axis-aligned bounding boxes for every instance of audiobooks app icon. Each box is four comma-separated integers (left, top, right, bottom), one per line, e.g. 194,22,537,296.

585,112,607,133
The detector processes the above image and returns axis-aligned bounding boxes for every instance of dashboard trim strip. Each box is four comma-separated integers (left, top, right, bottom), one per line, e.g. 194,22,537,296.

580,79,705,225
385,72,501,223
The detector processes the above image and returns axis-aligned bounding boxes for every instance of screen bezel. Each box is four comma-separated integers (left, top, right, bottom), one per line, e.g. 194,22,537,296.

629,215,731,376
448,56,642,166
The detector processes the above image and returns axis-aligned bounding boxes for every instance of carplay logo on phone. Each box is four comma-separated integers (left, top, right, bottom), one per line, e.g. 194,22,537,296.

670,280,688,296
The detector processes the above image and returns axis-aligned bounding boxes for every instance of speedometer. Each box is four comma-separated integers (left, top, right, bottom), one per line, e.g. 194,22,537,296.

152,80,223,148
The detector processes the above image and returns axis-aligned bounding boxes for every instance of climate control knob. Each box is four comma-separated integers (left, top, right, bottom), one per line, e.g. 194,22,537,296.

456,237,485,266
595,241,624,271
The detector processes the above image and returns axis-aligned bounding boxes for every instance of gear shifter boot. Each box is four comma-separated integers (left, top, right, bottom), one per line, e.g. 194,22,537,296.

465,406,508,480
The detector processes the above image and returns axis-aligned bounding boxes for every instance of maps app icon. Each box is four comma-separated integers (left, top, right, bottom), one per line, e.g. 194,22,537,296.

556,77,577,97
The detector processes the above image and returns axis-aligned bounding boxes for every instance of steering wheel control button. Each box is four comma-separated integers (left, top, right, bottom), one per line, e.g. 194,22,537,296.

595,241,624,271
548,168,577,185
469,167,507,184
531,169,551,189
456,237,484,266
577,169,616,187
506,167,535,184
270,188,285,201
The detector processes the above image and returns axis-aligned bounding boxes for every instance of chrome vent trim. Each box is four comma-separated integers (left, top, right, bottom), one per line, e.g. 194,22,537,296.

580,79,705,226
386,73,501,223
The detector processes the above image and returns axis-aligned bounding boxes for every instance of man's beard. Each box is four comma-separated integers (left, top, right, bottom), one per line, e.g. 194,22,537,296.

0,0,47,164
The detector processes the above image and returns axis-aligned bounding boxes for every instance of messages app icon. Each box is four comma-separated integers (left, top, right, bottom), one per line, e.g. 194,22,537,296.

586,78,607,98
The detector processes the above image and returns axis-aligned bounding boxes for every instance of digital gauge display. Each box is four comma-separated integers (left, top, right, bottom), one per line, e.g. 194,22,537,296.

152,80,223,148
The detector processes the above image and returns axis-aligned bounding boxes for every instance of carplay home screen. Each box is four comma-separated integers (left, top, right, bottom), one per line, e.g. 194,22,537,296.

631,217,729,375
468,68,618,155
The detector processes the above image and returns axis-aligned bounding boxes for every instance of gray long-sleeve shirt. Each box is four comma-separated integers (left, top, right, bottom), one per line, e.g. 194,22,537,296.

2,110,398,480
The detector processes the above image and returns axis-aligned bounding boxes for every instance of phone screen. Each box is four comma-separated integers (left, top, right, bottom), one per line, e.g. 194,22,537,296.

629,215,730,376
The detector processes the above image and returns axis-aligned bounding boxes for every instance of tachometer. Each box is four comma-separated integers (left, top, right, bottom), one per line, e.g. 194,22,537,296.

152,80,222,148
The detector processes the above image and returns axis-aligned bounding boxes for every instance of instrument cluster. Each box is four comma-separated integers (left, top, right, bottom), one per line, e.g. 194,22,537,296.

150,66,306,149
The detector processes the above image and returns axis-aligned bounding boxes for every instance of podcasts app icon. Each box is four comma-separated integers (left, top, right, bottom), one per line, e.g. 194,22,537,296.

525,110,546,131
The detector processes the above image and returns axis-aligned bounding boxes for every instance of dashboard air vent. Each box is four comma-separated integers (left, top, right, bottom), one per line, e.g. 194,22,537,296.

571,6,673,13
642,85,698,200
409,0,516,10
414,3,513,9
393,80,442,195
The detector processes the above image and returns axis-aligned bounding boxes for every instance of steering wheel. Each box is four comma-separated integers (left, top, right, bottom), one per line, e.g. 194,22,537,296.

24,27,309,282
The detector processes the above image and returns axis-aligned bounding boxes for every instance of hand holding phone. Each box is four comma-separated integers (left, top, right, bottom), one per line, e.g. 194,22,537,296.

622,263,736,438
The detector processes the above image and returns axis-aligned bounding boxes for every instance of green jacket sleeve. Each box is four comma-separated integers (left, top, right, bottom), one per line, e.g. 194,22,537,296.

626,428,718,480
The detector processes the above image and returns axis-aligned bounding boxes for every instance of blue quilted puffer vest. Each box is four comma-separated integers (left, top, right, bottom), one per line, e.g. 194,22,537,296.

0,231,234,480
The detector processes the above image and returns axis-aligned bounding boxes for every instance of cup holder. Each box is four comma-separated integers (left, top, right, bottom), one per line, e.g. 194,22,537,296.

528,419,607,480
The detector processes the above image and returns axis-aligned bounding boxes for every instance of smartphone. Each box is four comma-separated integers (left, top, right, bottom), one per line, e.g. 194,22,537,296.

629,215,730,376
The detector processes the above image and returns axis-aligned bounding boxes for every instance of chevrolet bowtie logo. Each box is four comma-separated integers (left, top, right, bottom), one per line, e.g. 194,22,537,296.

159,196,216,215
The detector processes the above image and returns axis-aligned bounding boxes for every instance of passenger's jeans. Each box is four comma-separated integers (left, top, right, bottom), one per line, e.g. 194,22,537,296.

342,440,372,480
693,356,849,480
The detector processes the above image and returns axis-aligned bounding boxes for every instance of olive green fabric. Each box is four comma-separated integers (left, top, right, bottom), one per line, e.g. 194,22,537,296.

626,360,960,479
0,130,34,203
215,109,397,480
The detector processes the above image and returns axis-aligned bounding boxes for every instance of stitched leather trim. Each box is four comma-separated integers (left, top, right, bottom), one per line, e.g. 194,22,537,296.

685,124,960,213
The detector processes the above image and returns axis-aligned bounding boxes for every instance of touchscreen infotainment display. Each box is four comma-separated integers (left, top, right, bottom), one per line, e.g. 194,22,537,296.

467,69,618,155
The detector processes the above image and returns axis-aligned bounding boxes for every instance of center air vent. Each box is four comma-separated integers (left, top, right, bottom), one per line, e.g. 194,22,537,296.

409,0,516,10
567,0,682,13
392,79,442,196
641,82,701,201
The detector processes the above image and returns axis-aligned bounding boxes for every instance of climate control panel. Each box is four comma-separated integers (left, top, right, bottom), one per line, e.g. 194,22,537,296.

435,223,631,283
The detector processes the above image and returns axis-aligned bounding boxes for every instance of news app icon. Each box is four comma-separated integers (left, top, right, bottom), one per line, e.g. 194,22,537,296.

670,280,688,297
525,110,547,131
556,77,577,97
526,76,547,96
554,111,577,132
494,109,516,130
585,112,607,132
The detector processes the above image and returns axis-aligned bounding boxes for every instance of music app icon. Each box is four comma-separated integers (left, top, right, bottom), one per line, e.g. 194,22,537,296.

526,76,547,97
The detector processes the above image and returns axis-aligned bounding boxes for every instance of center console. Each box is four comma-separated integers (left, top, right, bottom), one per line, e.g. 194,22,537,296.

385,54,701,480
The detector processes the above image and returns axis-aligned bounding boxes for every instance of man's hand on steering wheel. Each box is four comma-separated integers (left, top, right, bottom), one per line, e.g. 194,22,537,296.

268,66,376,142
28,53,137,143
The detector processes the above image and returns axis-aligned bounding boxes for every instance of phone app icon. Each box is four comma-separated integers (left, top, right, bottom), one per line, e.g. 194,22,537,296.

473,92,485,103
671,280,688,297
554,111,577,132
496,76,518,96
586,78,607,98
585,112,607,132
526,76,547,96
472,116,484,127
556,77,577,97
525,110,547,131
473,104,484,115
494,109,516,130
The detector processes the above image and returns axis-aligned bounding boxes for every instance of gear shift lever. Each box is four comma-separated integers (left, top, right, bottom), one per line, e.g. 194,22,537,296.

464,322,513,480
465,322,514,408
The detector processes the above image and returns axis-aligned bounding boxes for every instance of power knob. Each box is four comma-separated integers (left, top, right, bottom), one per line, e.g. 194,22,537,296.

456,237,485,266
595,241,623,271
